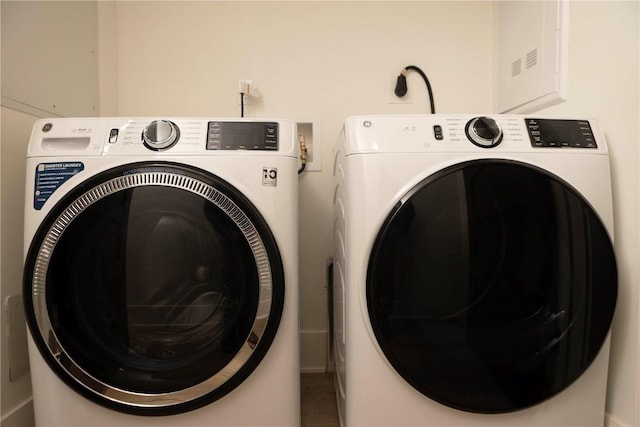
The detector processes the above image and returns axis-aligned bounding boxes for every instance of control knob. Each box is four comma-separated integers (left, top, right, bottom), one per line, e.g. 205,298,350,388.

142,120,180,150
465,116,503,148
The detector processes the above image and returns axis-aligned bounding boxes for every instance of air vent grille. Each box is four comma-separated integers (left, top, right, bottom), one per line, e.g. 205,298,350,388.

511,58,522,77
526,49,538,69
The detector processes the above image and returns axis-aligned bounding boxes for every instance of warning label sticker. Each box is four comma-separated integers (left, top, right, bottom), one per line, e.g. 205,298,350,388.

262,167,278,187
34,162,84,210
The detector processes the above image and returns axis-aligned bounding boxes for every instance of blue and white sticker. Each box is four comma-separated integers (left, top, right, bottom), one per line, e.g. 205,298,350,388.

34,162,84,210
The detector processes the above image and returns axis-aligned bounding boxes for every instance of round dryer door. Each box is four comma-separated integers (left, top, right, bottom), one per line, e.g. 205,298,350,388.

367,159,617,413
23,162,285,415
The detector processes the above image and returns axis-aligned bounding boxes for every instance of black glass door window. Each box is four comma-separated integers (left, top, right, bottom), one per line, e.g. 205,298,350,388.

367,160,616,413
24,162,284,415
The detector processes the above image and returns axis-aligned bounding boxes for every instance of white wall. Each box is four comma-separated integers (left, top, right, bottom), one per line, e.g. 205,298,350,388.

113,0,495,372
0,107,37,427
1,3,114,425
97,1,118,117
533,2,639,426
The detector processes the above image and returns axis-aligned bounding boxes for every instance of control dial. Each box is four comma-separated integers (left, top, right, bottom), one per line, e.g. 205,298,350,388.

142,120,180,151
465,116,503,148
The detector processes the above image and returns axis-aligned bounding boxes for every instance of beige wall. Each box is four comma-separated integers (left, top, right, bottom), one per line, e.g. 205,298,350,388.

113,0,496,372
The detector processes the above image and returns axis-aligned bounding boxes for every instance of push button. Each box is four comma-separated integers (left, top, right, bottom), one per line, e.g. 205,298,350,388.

433,125,443,140
108,129,119,144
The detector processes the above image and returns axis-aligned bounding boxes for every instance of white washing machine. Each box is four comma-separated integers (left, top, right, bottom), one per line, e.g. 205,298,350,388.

23,117,300,426
332,114,617,426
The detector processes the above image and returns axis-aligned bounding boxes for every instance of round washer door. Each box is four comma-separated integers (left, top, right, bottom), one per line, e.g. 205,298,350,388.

24,162,285,415
367,159,617,413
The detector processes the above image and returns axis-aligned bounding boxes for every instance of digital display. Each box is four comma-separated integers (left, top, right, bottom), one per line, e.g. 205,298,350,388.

526,118,597,148
207,121,278,151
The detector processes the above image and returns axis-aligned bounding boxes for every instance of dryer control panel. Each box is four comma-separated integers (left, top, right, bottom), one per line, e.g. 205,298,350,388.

525,118,597,148
343,115,606,155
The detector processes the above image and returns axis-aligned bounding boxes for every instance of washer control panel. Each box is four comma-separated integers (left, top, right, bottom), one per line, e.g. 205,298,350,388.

207,121,278,150
525,118,597,148
27,118,295,158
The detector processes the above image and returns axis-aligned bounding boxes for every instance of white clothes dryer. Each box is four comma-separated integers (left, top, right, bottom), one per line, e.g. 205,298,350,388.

23,118,299,426
332,115,617,426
